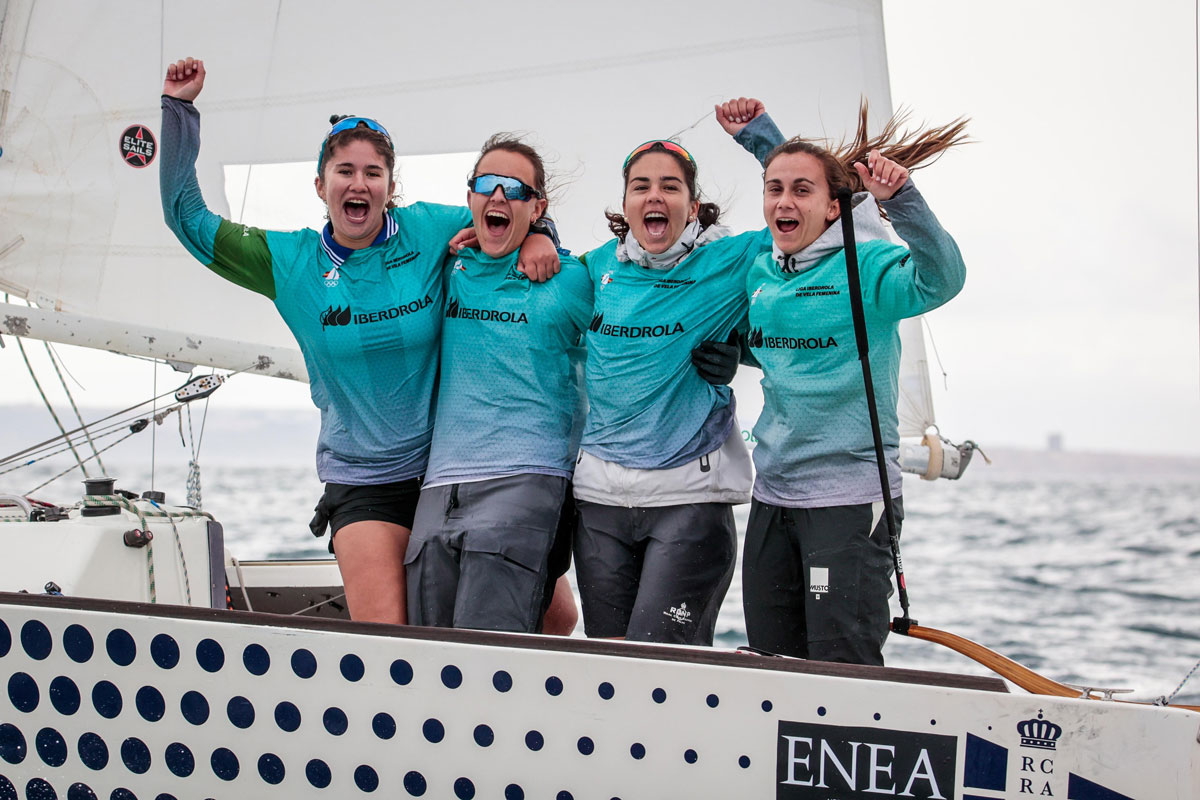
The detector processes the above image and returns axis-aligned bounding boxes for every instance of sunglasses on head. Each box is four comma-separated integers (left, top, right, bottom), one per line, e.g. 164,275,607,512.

317,115,394,172
623,140,696,170
468,173,543,201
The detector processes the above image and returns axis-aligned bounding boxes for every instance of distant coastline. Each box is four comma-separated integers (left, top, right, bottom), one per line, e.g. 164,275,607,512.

2,404,1198,478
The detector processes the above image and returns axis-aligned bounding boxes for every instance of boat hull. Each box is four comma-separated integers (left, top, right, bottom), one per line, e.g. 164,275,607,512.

1,593,1196,799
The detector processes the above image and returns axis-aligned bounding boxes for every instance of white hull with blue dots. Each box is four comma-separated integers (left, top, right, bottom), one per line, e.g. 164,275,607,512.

0,498,1197,799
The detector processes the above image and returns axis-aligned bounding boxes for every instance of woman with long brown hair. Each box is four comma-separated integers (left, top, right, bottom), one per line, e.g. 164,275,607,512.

726,102,968,665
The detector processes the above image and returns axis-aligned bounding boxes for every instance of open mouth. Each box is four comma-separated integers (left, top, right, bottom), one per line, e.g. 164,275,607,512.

343,199,370,225
775,217,799,234
643,211,669,238
485,210,511,236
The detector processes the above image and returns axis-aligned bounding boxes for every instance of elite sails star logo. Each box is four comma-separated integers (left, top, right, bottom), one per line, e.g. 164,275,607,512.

120,124,157,168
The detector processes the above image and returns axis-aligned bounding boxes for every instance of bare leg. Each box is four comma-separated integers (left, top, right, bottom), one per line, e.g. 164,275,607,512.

541,574,580,636
333,520,409,624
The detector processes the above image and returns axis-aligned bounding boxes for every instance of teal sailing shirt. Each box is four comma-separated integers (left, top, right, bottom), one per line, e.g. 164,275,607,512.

579,230,771,469
746,184,966,506
424,248,593,485
161,95,471,484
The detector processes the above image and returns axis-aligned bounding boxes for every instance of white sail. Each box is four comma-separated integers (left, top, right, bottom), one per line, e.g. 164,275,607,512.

897,316,936,437
0,0,893,372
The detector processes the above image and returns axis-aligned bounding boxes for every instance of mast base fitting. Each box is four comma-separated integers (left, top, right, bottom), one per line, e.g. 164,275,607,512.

891,617,918,635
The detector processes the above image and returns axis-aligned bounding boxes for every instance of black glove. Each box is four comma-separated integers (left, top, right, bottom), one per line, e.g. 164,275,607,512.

691,330,741,385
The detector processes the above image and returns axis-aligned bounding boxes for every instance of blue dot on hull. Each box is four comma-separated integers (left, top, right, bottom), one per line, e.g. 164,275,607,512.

195,639,224,672
150,634,179,669
473,725,494,747
372,713,396,740
211,747,240,781
77,732,108,770
0,723,27,764
66,784,97,800
50,676,82,716
35,727,67,766
164,742,194,777
403,771,427,796
454,777,476,799
492,671,513,692
390,659,413,686
274,702,301,732
8,672,39,713
63,625,93,663
91,681,121,719
135,686,164,722
340,654,365,682
323,707,348,736
422,719,445,743
243,644,270,676
354,764,379,792
227,696,255,729
597,682,615,700
21,620,52,660
121,737,151,773
105,629,136,666
258,753,285,785
180,691,209,725
441,665,463,689
23,778,56,800
291,649,317,679
306,758,331,788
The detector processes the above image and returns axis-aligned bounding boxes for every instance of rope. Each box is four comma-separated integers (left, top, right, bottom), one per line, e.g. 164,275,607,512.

43,341,106,474
1156,655,1200,706
20,407,183,494
185,406,202,509
15,335,90,479
80,495,212,605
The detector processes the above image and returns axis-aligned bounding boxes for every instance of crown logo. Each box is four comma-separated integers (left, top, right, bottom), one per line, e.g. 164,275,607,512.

1017,711,1062,750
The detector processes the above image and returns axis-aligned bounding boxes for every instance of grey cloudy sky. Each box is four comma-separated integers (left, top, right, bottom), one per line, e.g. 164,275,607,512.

3,1,1197,457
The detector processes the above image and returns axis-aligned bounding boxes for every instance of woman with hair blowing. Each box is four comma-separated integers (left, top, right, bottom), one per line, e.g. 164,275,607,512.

724,101,968,665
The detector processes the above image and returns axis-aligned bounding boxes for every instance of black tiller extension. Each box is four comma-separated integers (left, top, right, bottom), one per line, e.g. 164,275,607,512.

835,187,916,634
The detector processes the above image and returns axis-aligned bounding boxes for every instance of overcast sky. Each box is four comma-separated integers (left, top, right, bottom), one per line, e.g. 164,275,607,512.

3,1,1198,457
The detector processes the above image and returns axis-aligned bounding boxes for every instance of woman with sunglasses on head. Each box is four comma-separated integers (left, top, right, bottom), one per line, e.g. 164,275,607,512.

404,135,592,633
159,58,559,626
568,136,780,646
721,100,967,665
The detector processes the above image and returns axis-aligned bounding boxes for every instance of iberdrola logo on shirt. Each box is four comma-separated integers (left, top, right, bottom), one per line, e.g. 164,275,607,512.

446,297,528,324
747,327,837,350
588,313,684,339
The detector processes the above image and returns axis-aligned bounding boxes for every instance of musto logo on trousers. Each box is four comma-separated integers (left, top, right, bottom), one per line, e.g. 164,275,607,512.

588,313,684,338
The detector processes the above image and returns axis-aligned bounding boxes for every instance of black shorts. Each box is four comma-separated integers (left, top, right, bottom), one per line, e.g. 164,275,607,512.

309,479,423,553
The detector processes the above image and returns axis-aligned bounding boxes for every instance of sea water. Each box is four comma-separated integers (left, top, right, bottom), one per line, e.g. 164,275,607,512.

11,445,1200,708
